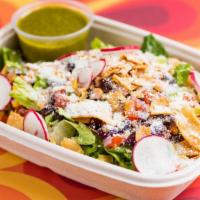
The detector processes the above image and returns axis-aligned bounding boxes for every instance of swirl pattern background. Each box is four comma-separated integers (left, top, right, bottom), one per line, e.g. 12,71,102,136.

0,0,200,199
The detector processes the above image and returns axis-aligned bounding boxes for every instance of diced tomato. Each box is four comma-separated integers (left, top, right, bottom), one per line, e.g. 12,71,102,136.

108,136,124,148
183,95,195,101
135,100,143,111
128,113,138,121
143,91,152,105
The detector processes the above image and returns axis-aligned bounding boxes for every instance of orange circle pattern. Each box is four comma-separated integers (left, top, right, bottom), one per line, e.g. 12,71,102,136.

0,0,200,199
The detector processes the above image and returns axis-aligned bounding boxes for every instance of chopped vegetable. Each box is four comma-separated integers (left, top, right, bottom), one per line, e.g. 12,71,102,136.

91,37,112,49
0,47,22,72
23,110,49,141
105,147,132,169
61,137,83,154
53,109,96,145
133,136,178,174
7,111,24,130
189,70,200,98
33,76,48,89
141,34,168,56
194,106,200,116
10,77,40,110
0,74,11,110
173,64,191,86
51,120,76,144
98,154,113,163
65,120,96,145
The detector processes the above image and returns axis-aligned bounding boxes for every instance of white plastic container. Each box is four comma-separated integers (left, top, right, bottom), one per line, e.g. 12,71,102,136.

0,16,200,200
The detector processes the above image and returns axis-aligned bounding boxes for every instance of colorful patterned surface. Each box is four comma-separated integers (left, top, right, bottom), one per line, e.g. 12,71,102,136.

0,0,200,199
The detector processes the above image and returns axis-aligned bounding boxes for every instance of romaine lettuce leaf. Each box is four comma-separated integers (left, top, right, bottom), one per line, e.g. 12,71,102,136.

82,137,105,156
173,63,191,86
45,113,58,126
57,108,72,121
51,120,76,144
33,76,48,89
0,47,23,72
105,147,132,169
52,109,96,145
65,120,96,145
91,37,112,49
10,77,40,110
141,34,168,56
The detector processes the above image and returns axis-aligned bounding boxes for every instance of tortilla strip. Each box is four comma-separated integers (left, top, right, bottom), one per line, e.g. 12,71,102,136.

175,107,200,151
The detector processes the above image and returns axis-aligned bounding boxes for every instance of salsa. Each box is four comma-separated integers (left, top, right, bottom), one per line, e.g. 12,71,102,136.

16,5,90,62
17,6,88,36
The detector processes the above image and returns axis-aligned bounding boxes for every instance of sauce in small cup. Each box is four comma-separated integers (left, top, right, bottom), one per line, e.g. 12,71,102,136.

11,0,93,62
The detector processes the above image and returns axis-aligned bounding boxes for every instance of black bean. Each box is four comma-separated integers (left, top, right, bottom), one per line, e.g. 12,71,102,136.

169,134,184,143
88,119,102,130
40,105,56,117
124,133,136,146
169,79,176,84
53,111,65,121
67,62,75,72
161,75,170,81
100,79,113,93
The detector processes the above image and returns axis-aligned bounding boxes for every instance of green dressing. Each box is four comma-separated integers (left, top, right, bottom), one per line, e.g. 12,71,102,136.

16,5,90,61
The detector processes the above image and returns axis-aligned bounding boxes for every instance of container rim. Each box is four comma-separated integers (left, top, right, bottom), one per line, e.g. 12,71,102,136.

11,0,94,41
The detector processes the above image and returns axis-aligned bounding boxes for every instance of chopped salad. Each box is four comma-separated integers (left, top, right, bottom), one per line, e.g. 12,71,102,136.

0,35,200,175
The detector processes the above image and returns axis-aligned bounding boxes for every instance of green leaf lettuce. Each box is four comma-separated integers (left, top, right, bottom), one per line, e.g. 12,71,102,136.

10,77,40,110
173,63,191,86
141,34,168,56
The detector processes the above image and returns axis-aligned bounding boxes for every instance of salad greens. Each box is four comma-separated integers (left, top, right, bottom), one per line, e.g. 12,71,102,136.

82,138,132,168
48,109,133,168
82,137,105,156
0,47,22,71
10,76,40,110
51,120,76,144
91,37,112,49
33,76,48,89
141,34,168,56
173,63,191,86
49,109,96,145
64,120,96,145
0,35,179,171
105,147,132,169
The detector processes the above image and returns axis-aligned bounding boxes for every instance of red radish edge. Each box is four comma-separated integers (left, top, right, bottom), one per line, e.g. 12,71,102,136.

0,74,12,111
132,135,176,174
57,52,76,60
101,45,140,52
190,70,200,90
23,109,49,141
91,58,106,80
78,58,106,88
57,45,139,60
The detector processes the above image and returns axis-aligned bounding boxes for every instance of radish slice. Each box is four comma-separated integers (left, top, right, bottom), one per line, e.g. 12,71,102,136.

103,136,113,147
57,52,76,61
133,136,178,175
101,45,139,52
90,59,106,80
23,110,49,141
190,70,200,93
78,67,92,88
0,74,11,110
